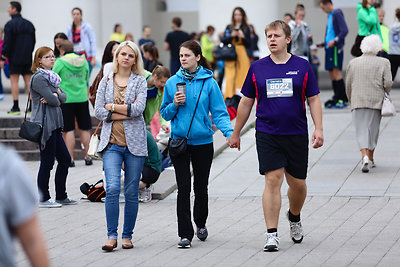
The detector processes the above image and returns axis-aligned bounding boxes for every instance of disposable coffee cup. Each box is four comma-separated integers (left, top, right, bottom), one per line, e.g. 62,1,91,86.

176,82,186,105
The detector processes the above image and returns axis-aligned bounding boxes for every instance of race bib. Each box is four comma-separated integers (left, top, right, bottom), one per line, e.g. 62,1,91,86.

266,78,293,98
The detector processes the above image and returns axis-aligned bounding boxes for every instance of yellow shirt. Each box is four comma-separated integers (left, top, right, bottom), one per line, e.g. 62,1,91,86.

110,33,126,42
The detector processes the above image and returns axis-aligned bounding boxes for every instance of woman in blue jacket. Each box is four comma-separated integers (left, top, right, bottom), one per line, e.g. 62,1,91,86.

161,40,233,248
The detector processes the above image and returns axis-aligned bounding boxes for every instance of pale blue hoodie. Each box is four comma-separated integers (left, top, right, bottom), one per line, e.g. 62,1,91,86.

161,66,233,145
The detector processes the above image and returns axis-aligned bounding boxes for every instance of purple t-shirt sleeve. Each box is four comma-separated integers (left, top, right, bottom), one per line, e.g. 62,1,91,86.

241,65,256,98
305,63,320,98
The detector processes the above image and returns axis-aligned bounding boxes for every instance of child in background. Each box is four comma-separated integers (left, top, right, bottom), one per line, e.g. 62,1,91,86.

310,44,320,82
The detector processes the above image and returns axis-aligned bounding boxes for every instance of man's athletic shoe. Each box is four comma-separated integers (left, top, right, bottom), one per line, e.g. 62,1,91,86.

361,155,369,173
331,100,348,109
287,211,304,243
177,238,191,248
7,106,20,115
264,232,279,252
370,160,376,168
324,99,335,108
196,227,208,241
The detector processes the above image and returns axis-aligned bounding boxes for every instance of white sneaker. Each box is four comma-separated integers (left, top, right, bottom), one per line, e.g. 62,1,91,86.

138,188,145,202
361,155,369,173
264,232,279,252
370,160,376,168
39,199,62,208
143,185,153,203
287,210,304,243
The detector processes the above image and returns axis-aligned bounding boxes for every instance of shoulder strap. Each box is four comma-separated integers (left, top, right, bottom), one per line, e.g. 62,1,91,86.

186,79,206,139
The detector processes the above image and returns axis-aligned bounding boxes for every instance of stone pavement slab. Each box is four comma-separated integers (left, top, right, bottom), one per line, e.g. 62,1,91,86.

11,89,400,266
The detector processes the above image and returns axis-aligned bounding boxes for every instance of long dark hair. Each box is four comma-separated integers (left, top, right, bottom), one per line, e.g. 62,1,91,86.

53,32,68,58
71,7,82,34
230,7,248,29
179,40,211,70
101,41,119,66
143,43,159,64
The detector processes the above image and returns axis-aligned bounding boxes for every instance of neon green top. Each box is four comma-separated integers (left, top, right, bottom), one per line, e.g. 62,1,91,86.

380,24,389,52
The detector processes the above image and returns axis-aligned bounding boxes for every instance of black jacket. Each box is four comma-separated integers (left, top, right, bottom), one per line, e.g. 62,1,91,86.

1,14,36,65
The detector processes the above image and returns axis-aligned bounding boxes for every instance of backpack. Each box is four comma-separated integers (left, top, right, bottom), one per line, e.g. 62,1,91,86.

80,180,106,202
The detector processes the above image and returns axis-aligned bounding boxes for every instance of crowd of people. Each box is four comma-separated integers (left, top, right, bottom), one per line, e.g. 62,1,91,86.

1,0,400,265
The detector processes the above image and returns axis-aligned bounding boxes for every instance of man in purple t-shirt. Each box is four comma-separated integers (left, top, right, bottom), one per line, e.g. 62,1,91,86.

228,20,324,252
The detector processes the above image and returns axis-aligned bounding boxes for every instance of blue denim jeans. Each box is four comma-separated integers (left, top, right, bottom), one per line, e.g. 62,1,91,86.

102,144,145,240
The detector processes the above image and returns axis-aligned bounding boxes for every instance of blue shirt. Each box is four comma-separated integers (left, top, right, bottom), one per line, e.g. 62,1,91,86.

325,12,336,48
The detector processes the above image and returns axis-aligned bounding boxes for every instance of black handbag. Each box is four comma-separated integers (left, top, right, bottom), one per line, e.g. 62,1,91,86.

350,35,365,57
168,80,206,157
19,81,46,143
214,43,237,61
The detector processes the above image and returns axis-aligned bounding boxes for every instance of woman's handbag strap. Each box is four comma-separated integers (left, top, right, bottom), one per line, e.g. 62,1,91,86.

186,79,206,139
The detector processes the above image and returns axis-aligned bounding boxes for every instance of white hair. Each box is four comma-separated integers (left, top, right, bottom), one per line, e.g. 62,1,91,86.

360,34,382,55
112,41,145,76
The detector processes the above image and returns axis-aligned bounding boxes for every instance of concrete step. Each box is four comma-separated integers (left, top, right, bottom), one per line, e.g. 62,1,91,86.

17,148,87,161
0,127,20,139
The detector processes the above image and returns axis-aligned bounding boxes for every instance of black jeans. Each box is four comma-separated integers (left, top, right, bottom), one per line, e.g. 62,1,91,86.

37,129,71,202
170,143,214,241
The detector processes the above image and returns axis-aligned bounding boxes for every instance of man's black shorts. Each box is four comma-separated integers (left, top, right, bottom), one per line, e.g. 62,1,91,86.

255,131,309,179
9,64,32,75
61,101,92,132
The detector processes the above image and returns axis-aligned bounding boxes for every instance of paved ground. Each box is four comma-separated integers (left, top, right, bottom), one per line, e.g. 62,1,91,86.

4,89,400,266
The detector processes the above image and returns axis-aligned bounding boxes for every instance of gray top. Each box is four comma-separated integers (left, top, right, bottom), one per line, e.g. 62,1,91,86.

389,21,400,55
30,71,67,150
95,72,148,156
289,20,311,58
0,143,37,267
345,54,392,110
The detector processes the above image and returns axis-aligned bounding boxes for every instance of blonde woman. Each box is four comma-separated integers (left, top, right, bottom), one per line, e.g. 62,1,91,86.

95,41,147,251
346,35,392,173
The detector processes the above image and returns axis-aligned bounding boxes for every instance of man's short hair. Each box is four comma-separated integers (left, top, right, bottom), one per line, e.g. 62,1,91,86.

59,40,74,53
172,17,182,28
265,20,291,38
10,1,21,12
319,0,333,5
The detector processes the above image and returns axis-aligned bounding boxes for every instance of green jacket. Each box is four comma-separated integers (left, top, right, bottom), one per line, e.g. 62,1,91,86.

144,130,162,173
52,53,89,103
201,34,215,63
356,3,382,39
144,71,167,127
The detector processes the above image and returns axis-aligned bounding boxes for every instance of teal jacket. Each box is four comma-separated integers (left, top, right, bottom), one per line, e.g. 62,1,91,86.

161,66,233,145
356,3,382,39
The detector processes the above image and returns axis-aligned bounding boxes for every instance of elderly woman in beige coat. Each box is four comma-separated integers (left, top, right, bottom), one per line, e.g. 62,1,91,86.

345,34,392,173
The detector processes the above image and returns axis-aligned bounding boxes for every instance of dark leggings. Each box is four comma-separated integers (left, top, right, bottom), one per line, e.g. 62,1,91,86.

37,129,71,202
170,143,214,241
141,165,160,186
388,54,400,81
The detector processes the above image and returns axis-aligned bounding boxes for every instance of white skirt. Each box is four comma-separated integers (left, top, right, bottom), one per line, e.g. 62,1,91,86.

352,108,382,150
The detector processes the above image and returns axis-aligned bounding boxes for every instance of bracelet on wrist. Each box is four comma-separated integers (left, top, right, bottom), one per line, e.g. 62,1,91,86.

111,104,115,113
